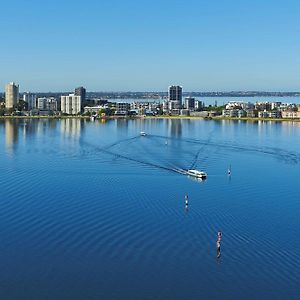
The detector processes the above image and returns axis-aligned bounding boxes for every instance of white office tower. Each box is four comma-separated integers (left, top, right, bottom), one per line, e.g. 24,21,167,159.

5,82,19,109
61,94,81,114
23,92,37,110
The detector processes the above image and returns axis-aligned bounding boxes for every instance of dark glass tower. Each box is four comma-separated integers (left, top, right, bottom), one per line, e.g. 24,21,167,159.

74,87,86,102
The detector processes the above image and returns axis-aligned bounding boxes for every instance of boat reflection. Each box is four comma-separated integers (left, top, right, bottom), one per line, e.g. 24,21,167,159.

187,175,207,183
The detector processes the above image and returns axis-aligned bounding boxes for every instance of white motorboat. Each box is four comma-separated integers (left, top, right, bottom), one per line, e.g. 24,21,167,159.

186,169,207,179
140,131,147,136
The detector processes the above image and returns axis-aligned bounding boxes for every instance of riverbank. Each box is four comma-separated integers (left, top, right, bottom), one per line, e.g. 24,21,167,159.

0,115,90,119
146,115,300,122
1,115,300,122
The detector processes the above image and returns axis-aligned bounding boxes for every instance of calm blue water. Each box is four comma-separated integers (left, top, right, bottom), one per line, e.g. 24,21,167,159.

0,118,299,300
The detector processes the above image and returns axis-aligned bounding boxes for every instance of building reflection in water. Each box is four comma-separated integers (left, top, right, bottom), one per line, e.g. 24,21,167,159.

168,119,182,137
5,119,19,156
60,118,82,140
115,118,128,133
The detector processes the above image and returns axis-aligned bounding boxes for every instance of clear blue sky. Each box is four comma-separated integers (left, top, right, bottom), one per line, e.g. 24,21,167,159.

1,0,300,92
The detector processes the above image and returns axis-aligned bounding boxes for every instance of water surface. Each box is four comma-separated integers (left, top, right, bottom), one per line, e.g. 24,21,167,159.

0,118,299,300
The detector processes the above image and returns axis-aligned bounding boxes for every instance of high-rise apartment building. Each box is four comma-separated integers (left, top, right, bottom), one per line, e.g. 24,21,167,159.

167,85,182,112
74,87,86,102
184,97,195,110
23,92,37,110
37,97,58,111
61,94,81,114
169,85,182,102
5,82,19,109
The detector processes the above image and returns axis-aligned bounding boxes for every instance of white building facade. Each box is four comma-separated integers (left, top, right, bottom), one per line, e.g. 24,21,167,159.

61,94,81,114
37,97,58,111
23,92,37,110
5,82,19,109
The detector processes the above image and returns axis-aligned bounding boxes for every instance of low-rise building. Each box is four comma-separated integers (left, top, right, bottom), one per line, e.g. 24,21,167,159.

115,102,130,115
130,101,160,115
238,110,246,118
246,109,257,118
255,102,272,111
222,109,238,117
271,102,282,110
258,111,269,118
84,105,108,114
225,101,254,110
281,107,300,118
258,110,281,118
190,111,209,117
180,109,190,116
269,111,281,118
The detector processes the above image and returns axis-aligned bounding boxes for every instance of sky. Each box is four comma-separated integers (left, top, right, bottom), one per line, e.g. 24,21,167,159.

1,0,300,92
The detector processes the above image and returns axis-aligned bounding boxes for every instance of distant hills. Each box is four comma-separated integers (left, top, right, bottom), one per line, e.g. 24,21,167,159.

1,91,300,99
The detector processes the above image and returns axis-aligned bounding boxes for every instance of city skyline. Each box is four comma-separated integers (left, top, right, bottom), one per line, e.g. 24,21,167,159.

1,0,300,91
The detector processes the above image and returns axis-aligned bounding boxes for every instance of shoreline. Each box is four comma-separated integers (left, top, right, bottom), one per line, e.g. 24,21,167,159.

1,115,300,122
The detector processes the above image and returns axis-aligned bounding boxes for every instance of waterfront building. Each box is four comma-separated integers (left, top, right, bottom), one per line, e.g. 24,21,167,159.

75,87,86,102
223,109,236,117
282,107,300,118
162,99,169,113
5,82,19,109
225,101,254,110
190,111,209,117
168,85,182,110
37,97,47,110
130,101,160,115
168,100,180,114
269,110,281,118
23,92,37,110
280,103,297,111
61,94,81,114
258,111,269,118
257,110,281,118
222,109,247,118
83,105,108,114
255,102,272,111
271,102,282,110
246,109,257,118
163,85,182,114
195,100,203,110
37,97,58,111
180,109,190,116
46,98,58,111
169,85,182,103
238,110,246,118
115,102,130,115
184,97,195,110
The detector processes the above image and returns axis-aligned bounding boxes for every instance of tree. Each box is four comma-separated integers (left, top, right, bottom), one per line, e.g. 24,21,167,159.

15,100,28,111
7,108,15,115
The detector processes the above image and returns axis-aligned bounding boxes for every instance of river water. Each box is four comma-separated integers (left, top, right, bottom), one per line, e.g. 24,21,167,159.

0,118,299,299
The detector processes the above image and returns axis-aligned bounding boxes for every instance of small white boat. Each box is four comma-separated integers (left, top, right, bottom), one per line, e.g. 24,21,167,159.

186,169,207,179
140,131,147,136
